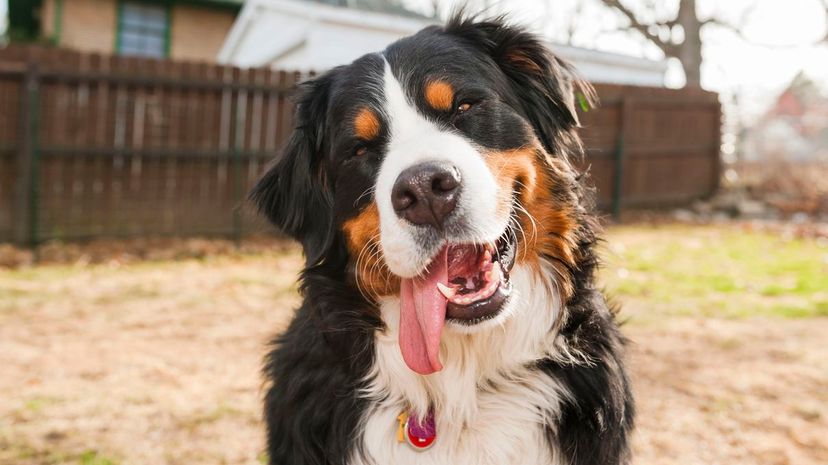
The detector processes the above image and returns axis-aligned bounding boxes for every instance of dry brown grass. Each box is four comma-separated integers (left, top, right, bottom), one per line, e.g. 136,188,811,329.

630,320,828,465
1,225,826,465
0,249,302,465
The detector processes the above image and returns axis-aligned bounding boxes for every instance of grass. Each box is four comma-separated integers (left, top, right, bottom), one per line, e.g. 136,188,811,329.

78,451,118,465
0,252,300,323
2,224,825,323
600,224,828,321
0,438,118,465
2,224,826,465
0,249,304,465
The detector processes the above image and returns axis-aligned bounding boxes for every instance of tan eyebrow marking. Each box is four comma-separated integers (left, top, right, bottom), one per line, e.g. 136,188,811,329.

354,107,381,140
424,80,454,111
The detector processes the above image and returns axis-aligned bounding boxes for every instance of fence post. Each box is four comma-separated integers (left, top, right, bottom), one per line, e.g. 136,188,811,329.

611,97,630,220
13,61,40,247
709,100,723,198
232,76,248,247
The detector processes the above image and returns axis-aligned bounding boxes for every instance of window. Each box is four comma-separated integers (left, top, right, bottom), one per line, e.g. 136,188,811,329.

116,2,170,58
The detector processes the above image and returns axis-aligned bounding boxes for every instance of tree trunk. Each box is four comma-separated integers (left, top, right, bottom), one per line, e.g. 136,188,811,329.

676,0,704,87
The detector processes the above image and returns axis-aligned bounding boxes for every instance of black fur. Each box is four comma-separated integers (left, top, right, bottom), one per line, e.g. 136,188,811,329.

249,72,337,266
251,14,633,465
252,67,384,465
262,272,381,465
541,291,635,465
441,15,593,159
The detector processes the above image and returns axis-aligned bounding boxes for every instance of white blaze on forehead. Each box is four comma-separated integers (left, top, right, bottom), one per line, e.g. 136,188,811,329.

375,61,507,278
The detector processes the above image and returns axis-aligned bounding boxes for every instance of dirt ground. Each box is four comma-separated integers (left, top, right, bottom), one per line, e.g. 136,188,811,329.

1,226,826,465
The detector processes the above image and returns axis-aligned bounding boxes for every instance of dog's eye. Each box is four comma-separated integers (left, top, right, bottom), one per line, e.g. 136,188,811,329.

456,102,473,114
353,145,368,158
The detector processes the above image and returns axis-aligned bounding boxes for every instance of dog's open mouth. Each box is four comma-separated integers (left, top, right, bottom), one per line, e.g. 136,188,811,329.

440,230,516,324
398,227,517,375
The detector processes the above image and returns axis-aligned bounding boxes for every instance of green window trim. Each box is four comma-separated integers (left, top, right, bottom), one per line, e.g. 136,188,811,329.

165,6,173,57
114,0,173,59
114,1,123,52
51,0,64,46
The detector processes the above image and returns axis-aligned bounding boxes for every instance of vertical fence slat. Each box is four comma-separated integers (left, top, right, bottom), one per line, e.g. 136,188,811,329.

233,68,249,244
13,62,40,246
710,101,723,197
612,96,632,220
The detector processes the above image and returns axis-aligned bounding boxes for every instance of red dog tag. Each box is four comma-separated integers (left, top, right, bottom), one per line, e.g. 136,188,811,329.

397,410,436,451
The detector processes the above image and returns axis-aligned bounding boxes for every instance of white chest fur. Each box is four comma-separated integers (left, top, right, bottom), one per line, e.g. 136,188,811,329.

351,265,570,465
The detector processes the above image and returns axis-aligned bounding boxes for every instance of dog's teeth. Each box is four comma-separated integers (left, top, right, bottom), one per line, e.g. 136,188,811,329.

437,282,457,299
483,250,492,263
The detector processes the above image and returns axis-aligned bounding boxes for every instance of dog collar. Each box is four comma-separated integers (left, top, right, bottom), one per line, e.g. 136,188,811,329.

396,409,436,451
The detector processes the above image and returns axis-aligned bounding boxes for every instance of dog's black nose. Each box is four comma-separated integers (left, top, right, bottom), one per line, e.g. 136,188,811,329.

392,162,461,228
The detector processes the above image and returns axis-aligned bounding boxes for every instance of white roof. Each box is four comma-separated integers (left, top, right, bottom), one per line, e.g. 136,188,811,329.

551,44,668,87
219,0,667,87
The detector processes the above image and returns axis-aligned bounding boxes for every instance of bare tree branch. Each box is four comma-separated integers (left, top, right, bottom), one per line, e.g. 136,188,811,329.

822,0,828,42
565,1,586,45
654,20,680,28
598,0,677,55
701,17,743,35
595,0,826,88
705,16,827,48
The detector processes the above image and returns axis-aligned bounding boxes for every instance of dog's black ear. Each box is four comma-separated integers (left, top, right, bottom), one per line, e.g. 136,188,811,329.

250,72,336,264
445,15,595,157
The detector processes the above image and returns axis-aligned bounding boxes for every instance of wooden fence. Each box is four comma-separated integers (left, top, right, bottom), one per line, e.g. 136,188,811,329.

579,84,721,214
0,46,721,245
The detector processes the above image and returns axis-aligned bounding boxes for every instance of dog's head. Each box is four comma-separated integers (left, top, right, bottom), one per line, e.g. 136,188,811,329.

252,16,594,375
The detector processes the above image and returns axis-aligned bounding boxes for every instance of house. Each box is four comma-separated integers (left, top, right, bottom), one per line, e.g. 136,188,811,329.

219,0,431,70
7,0,243,62
218,0,668,87
742,72,828,162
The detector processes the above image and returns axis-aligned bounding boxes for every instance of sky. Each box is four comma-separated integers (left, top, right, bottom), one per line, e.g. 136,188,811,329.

404,0,828,123
0,0,7,38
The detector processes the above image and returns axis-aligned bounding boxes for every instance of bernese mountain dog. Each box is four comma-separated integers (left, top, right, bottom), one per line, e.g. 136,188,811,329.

250,15,634,465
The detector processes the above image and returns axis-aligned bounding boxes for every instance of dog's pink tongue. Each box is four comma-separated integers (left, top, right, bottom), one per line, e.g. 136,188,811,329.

399,247,448,375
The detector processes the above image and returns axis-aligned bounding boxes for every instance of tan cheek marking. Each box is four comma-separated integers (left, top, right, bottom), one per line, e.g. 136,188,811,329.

354,107,381,140
424,80,454,111
342,203,399,297
485,148,539,217
486,148,538,203
485,147,579,299
342,203,379,255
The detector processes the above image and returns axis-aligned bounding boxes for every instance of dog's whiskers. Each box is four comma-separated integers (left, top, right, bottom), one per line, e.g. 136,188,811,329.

354,232,384,302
